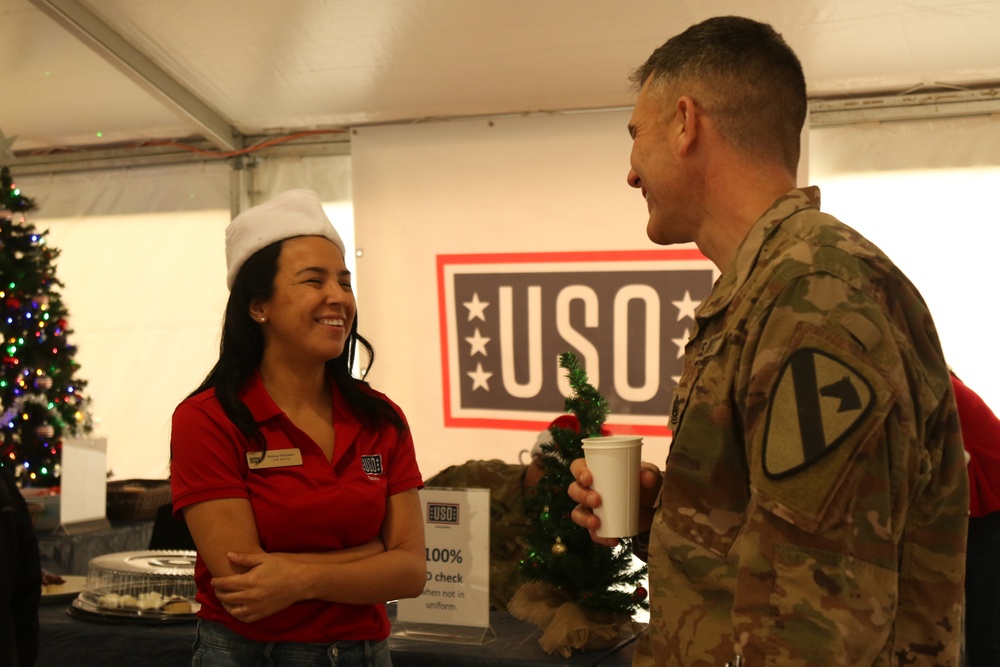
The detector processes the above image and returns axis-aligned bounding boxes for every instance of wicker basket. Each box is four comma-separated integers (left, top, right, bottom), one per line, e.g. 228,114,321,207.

106,479,171,521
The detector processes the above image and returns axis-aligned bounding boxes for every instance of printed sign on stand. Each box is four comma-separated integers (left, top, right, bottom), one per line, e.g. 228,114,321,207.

394,487,492,644
57,437,111,535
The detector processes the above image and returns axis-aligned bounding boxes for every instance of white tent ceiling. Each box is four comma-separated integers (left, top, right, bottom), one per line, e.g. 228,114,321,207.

3,0,1000,159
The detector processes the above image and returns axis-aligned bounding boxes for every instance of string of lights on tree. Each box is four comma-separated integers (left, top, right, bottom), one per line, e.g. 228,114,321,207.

520,351,647,616
1,166,93,487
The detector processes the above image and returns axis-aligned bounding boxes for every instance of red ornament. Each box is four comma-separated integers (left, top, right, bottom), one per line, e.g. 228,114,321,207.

633,586,648,602
5,297,20,309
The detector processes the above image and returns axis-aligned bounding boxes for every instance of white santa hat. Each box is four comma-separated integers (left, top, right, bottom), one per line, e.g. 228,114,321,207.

225,189,346,290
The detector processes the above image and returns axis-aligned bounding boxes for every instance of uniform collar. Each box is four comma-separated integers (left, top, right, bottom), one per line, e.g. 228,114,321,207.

696,186,821,321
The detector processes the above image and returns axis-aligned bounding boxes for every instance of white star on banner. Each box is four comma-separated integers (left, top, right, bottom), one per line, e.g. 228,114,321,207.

465,328,490,356
672,328,690,359
0,128,18,163
672,291,701,322
467,363,493,391
463,293,490,322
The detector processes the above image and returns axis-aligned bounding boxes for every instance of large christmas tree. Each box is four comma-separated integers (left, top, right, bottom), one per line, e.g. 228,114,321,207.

520,351,647,615
0,166,92,487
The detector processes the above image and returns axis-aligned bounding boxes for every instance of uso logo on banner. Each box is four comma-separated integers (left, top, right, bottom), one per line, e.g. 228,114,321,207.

437,249,716,435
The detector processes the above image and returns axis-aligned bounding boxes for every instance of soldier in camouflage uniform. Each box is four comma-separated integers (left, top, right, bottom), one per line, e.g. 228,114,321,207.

569,16,968,667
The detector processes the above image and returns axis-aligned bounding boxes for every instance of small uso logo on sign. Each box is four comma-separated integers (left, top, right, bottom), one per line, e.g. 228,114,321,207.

427,503,460,524
437,250,716,435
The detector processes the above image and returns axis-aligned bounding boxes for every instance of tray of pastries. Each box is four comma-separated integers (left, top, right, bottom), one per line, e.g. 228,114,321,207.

68,550,200,623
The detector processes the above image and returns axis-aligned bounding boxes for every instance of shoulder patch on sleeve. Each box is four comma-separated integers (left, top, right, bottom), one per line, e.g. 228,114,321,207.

763,348,875,479
753,323,895,532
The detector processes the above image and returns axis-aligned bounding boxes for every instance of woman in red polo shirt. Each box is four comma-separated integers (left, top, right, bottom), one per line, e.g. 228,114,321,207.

951,373,1000,667
171,189,424,666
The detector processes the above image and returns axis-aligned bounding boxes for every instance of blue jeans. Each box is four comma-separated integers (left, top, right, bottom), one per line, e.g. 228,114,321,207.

192,620,392,667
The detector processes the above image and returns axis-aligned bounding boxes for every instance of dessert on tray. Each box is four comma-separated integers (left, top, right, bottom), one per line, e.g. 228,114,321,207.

41,569,66,595
70,550,199,621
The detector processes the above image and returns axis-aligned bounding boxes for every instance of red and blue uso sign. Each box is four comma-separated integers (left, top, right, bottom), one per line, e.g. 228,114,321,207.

436,249,717,435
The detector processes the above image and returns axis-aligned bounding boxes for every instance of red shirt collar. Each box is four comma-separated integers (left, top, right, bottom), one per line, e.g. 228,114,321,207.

238,370,363,453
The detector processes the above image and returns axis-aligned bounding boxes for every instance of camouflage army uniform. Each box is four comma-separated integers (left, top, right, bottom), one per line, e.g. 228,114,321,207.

424,459,531,611
635,187,969,666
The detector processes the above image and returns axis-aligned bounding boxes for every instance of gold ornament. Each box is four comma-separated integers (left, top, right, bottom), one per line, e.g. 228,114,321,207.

551,537,567,555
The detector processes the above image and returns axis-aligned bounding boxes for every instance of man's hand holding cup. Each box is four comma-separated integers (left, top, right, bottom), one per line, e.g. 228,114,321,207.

568,438,662,546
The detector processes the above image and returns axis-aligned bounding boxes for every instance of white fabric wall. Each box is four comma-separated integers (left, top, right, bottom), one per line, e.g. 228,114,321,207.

14,162,231,218
40,208,229,479
16,156,352,481
16,163,231,480
810,115,1000,411
351,111,673,480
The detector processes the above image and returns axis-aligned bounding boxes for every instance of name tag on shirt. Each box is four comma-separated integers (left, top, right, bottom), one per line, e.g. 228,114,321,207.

246,448,303,470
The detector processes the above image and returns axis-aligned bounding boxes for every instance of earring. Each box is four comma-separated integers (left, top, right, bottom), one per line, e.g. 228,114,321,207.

256,316,267,323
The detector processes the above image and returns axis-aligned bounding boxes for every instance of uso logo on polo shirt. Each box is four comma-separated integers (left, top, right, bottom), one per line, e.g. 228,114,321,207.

361,455,384,481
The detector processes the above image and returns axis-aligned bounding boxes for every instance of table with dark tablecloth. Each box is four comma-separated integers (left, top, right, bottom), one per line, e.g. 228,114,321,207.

36,520,154,575
37,601,639,667
38,601,195,667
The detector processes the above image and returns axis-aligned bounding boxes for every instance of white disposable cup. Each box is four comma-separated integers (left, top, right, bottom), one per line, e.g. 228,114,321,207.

581,435,643,538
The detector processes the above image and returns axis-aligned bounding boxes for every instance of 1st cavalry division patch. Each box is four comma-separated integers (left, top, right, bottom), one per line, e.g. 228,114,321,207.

763,347,875,479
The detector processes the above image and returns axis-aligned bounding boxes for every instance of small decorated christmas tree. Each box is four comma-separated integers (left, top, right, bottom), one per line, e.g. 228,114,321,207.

0,166,93,487
511,351,646,655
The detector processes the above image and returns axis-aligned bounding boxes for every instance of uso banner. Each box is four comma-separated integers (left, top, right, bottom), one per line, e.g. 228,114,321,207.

437,249,716,435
